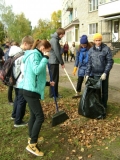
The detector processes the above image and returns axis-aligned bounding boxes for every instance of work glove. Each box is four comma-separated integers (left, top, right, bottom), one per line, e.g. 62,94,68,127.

85,76,89,82
44,52,49,57
72,67,77,75
100,73,106,80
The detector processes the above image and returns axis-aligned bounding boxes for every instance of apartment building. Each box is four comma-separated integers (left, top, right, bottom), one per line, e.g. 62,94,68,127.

61,0,120,44
99,0,120,42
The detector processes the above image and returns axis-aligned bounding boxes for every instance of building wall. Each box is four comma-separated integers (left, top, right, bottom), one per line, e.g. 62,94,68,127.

62,0,119,44
62,0,80,45
99,0,120,17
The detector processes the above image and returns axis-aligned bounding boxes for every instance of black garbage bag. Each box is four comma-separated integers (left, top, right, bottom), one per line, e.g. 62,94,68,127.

78,78,106,119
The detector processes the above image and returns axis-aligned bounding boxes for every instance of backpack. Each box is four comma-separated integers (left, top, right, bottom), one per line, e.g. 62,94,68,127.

0,51,24,86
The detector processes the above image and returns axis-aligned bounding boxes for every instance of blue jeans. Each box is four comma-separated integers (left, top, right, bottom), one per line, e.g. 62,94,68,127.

12,88,26,124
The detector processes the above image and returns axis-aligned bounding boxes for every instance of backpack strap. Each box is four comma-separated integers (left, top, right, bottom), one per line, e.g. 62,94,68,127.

12,51,24,62
12,51,24,80
15,71,21,81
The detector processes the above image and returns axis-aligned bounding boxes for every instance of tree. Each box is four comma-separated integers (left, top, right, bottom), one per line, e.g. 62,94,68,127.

32,19,52,40
32,10,62,41
8,13,32,42
51,10,61,29
0,1,32,42
0,0,15,28
0,21,5,43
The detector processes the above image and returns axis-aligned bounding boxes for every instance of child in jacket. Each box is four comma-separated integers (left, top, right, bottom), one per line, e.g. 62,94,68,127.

20,40,54,157
86,33,113,108
73,35,92,96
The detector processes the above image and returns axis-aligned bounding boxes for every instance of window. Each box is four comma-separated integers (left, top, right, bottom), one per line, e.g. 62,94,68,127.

66,31,72,42
75,28,78,42
74,8,77,18
69,12,73,23
89,0,98,12
89,23,98,34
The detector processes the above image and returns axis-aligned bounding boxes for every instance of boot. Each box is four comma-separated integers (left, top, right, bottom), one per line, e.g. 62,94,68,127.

26,143,44,156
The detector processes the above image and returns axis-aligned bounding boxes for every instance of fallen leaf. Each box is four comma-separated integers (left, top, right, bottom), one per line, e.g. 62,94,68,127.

88,154,92,158
81,148,84,152
72,150,76,153
97,148,100,151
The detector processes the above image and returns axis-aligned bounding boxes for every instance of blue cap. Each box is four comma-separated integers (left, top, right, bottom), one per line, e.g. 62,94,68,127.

80,35,88,44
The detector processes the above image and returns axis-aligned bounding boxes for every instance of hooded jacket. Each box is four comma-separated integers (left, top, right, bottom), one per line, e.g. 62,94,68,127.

9,46,23,88
19,49,48,99
49,32,64,65
75,47,89,76
86,43,114,76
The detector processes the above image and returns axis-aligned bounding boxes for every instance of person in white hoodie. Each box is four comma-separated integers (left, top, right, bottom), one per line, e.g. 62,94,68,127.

10,36,34,127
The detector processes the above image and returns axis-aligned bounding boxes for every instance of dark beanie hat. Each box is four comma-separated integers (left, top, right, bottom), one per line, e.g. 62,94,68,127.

80,35,88,44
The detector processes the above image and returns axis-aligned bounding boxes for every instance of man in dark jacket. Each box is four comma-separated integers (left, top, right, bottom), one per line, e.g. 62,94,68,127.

49,28,65,98
86,33,113,108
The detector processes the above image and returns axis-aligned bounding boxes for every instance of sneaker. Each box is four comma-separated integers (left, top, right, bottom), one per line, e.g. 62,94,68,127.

26,143,44,156
14,122,28,127
11,117,15,120
28,137,44,144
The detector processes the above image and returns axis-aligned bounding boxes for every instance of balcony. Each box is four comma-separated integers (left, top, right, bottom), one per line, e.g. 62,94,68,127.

66,6,73,11
65,2,73,12
98,0,120,17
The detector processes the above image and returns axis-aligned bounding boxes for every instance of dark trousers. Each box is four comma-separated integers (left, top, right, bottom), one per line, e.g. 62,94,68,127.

8,86,13,102
23,90,44,144
64,51,68,61
70,54,75,61
12,88,26,124
76,76,84,92
94,75,109,108
49,64,59,97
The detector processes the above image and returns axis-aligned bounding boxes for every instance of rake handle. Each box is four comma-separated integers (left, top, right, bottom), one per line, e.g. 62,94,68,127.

48,63,59,112
64,68,77,94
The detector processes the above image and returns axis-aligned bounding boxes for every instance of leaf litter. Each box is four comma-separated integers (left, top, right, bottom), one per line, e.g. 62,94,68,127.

42,98,120,158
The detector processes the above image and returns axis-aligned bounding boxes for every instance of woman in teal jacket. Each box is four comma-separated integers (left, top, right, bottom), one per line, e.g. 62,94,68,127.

21,40,54,157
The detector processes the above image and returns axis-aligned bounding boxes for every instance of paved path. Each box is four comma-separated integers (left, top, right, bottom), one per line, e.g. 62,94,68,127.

59,61,120,104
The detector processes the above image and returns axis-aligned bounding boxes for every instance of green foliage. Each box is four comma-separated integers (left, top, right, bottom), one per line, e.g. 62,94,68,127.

32,10,62,41
7,13,32,43
0,1,31,43
0,0,62,42
51,10,61,29
32,19,51,40
0,21,5,43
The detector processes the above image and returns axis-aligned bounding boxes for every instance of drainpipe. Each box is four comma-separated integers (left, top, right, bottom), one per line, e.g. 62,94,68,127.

111,20,112,41
101,20,102,34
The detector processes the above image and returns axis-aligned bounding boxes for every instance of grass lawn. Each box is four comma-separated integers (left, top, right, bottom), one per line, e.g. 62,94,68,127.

0,83,120,160
113,58,120,64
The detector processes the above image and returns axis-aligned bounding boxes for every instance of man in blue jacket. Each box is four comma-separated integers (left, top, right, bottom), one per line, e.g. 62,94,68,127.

49,28,65,98
86,33,114,108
